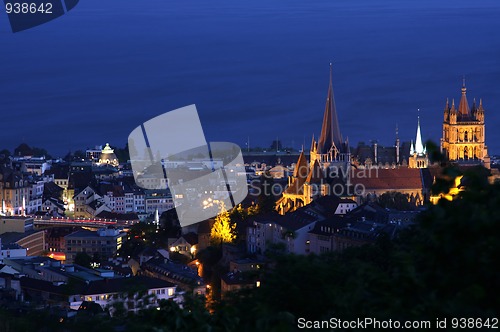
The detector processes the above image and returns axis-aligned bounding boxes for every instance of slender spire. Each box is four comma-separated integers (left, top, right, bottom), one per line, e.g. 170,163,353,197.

310,134,316,152
458,79,470,117
450,98,456,111
415,110,424,155
444,98,449,110
317,63,342,154
410,140,415,155
477,98,484,115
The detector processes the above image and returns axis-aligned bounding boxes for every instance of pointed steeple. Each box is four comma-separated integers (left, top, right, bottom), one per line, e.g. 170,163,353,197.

317,63,342,154
450,98,456,112
443,98,450,122
286,150,309,195
293,150,308,179
415,111,424,155
410,140,415,155
310,134,317,152
475,98,485,122
458,78,471,118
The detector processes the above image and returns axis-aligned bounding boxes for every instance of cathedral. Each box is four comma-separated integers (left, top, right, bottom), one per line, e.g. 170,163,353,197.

276,76,490,214
276,66,350,214
440,81,490,168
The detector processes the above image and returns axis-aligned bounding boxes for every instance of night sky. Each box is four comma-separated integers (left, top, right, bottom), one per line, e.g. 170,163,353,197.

1,0,499,156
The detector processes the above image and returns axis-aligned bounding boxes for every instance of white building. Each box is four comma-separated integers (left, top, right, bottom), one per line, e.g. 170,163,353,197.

0,238,27,263
335,199,358,215
68,276,178,314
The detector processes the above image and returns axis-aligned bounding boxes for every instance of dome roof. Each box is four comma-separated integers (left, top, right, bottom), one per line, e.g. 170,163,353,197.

99,143,119,166
101,143,115,154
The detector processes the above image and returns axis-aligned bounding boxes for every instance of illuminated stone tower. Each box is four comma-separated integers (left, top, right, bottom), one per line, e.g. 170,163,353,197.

441,81,489,168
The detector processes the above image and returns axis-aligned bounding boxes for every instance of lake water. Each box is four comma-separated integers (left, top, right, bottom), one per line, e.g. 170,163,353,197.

1,0,499,156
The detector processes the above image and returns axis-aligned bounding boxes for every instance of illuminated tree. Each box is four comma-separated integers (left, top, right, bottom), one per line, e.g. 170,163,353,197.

210,202,236,245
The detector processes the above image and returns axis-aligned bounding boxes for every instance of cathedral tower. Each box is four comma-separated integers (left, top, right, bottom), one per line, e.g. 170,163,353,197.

441,80,489,168
277,65,350,214
310,64,349,167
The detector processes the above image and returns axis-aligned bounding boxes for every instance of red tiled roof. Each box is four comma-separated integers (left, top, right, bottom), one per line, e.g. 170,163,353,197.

350,168,423,190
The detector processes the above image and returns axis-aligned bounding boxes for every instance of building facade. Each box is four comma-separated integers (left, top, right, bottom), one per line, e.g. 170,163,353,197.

441,81,489,168
64,227,126,264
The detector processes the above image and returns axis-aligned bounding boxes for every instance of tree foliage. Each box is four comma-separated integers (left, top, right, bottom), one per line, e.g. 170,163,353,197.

210,202,236,245
223,167,500,322
377,191,414,210
74,252,92,268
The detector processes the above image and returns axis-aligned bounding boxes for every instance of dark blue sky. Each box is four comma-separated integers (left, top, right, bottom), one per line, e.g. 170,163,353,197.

1,0,499,156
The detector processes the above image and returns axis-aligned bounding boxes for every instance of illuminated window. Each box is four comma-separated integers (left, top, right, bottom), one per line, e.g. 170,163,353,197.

168,288,174,297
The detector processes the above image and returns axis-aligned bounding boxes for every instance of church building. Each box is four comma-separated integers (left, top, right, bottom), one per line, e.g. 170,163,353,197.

277,66,350,214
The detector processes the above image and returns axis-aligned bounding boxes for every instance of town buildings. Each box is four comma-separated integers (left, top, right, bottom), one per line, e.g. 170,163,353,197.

276,70,445,214
64,227,126,264
248,195,358,255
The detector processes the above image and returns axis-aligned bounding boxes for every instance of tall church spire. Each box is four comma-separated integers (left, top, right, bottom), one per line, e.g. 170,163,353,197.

317,63,342,154
415,111,424,155
458,77,471,118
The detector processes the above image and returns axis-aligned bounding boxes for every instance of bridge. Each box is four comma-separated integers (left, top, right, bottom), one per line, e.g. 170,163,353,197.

32,216,139,229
